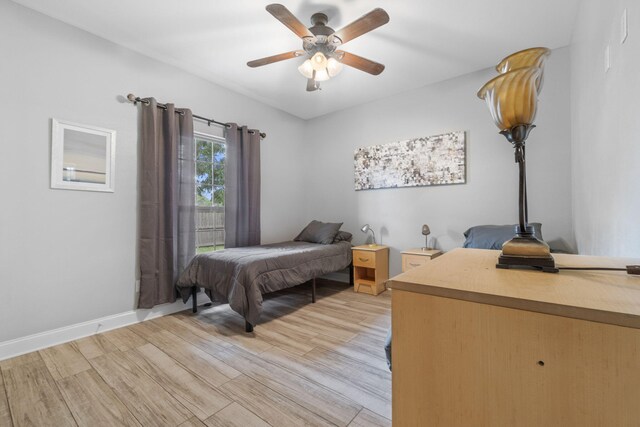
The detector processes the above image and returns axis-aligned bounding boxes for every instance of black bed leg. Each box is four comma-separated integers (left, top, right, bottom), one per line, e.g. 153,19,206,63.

312,278,316,303
191,286,198,313
245,321,254,333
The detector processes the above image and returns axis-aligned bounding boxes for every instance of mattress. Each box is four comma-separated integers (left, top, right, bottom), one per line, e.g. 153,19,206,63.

176,240,352,325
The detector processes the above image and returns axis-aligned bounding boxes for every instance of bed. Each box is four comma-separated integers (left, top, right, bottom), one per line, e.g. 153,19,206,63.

176,221,353,332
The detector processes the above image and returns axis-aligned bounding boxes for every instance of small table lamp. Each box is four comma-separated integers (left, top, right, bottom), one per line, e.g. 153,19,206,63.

422,224,431,249
360,224,376,245
477,47,557,273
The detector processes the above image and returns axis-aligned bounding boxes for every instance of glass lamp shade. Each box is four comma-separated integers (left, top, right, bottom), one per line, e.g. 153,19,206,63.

311,52,328,71
298,59,314,79
477,66,541,131
496,47,551,92
314,68,330,81
327,57,343,77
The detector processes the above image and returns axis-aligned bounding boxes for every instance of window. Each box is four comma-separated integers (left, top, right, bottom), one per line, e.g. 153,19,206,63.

195,132,225,253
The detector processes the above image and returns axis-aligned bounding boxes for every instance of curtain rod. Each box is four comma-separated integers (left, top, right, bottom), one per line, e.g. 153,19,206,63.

125,94,266,139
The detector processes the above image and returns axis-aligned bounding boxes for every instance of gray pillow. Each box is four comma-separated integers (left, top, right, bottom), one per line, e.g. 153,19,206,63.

333,231,353,243
294,220,343,245
463,223,544,250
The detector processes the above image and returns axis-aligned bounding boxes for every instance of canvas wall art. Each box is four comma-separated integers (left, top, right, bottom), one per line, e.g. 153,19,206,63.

354,131,466,190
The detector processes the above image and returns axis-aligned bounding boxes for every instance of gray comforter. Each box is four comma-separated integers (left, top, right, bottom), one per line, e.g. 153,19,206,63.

176,241,352,325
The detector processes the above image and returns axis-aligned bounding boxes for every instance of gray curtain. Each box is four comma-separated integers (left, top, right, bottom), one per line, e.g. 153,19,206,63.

138,98,196,308
225,123,261,248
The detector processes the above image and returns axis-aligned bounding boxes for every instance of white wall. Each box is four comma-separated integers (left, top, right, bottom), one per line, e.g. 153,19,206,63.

0,1,307,343
303,48,574,276
0,0,580,346
570,0,640,257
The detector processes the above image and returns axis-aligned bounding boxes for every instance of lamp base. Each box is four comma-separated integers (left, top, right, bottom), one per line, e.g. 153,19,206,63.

496,235,558,273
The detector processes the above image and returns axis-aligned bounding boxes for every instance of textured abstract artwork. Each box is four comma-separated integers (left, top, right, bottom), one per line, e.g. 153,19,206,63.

354,131,466,190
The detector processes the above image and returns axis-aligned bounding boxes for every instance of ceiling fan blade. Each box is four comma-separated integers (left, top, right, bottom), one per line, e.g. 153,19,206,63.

338,51,385,75
247,50,305,68
266,4,314,39
332,8,389,45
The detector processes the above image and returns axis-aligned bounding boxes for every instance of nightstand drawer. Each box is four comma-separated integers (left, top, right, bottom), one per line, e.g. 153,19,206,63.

401,249,443,272
353,250,376,268
403,254,430,271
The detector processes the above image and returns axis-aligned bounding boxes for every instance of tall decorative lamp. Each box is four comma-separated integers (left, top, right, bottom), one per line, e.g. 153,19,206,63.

477,47,557,272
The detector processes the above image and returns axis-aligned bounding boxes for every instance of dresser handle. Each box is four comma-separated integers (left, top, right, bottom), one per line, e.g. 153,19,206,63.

409,262,421,267
358,257,370,262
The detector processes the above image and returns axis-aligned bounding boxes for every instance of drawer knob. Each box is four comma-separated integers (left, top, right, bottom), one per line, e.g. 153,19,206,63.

359,257,370,262
409,262,421,267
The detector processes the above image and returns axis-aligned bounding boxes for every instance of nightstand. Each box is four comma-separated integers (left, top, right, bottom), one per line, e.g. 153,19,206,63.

401,248,443,272
352,245,389,295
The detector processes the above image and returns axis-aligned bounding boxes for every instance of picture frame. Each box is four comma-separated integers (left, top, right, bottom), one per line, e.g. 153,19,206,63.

354,131,466,190
50,119,116,192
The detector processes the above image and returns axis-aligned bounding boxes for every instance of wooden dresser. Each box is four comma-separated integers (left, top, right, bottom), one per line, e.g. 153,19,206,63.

388,248,640,427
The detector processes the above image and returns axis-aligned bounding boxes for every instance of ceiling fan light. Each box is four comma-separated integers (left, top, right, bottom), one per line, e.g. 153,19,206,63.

298,59,314,79
311,52,328,71
327,57,343,77
314,68,330,82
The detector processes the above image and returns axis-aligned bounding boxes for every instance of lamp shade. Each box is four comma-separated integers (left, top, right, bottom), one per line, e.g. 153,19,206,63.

314,68,330,82
311,52,328,71
298,59,314,79
327,57,343,77
496,47,551,92
477,66,541,131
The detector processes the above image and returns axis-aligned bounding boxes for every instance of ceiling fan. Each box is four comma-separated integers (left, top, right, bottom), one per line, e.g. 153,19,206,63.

247,4,390,92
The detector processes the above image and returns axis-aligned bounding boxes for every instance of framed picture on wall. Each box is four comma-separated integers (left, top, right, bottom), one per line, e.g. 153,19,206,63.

354,131,466,190
50,119,116,192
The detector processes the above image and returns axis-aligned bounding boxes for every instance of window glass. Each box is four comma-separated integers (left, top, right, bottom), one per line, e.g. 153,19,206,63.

195,134,225,253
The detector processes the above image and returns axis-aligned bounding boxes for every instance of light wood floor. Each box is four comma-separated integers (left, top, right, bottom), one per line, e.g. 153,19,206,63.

0,280,391,427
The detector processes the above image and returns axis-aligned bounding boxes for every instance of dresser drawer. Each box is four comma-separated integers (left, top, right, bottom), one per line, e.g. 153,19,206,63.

402,254,430,272
353,250,376,268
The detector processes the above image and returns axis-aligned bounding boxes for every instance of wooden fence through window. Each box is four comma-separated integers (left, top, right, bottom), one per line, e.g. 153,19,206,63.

196,206,224,248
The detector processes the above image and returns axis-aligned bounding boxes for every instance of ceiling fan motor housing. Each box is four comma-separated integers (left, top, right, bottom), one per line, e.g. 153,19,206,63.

303,13,341,59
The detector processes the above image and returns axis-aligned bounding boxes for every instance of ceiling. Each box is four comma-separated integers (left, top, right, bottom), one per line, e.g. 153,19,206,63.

12,0,580,120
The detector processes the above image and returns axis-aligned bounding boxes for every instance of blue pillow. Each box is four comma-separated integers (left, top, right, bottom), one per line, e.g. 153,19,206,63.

463,223,544,250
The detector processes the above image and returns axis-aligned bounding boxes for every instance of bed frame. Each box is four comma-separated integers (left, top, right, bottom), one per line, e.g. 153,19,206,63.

189,262,354,332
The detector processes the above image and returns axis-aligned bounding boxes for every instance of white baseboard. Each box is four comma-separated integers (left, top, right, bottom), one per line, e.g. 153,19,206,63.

0,296,209,361
0,275,349,362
